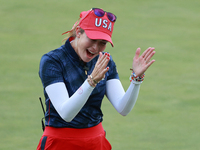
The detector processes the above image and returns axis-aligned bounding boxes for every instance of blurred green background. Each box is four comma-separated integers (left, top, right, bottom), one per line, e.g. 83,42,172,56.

0,0,199,149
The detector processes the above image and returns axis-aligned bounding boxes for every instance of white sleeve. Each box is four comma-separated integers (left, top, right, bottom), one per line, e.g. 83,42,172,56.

105,79,141,116
45,80,94,122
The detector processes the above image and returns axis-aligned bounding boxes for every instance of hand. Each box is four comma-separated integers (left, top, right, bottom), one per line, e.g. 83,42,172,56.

91,52,110,82
132,47,156,77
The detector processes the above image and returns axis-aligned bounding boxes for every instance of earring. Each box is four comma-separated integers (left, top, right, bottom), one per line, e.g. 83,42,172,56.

77,33,80,39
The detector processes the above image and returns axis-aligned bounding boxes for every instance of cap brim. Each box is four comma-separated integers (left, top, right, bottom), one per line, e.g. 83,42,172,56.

84,30,114,47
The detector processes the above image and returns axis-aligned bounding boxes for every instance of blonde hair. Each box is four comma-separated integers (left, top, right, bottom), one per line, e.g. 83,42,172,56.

62,18,84,43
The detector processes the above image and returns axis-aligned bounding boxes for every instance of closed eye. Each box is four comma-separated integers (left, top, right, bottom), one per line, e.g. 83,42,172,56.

100,40,107,46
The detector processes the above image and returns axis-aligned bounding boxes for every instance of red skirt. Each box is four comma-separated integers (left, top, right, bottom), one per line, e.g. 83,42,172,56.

36,123,112,150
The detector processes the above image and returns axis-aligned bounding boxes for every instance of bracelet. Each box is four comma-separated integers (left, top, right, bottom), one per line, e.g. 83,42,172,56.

87,75,98,87
90,75,99,84
130,72,145,82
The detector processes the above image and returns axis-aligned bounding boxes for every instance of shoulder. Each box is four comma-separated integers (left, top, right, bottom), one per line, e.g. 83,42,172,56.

40,45,67,64
39,45,67,72
43,45,66,59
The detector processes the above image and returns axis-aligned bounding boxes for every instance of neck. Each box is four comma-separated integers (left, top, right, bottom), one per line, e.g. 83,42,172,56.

70,37,78,53
70,37,86,63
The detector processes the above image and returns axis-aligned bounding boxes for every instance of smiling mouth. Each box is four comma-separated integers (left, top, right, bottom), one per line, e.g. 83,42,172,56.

86,49,97,58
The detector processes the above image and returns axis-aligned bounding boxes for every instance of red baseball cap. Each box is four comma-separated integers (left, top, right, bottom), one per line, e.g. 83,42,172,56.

63,9,116,47
79,9,115,47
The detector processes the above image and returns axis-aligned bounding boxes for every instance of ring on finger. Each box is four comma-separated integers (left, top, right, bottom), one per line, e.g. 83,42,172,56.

145,60,150,63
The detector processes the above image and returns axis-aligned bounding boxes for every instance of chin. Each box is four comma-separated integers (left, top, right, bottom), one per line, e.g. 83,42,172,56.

83,55,96,62
81,57,92,63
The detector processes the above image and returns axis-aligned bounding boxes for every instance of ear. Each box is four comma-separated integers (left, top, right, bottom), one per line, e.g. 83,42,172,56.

76,26,81,38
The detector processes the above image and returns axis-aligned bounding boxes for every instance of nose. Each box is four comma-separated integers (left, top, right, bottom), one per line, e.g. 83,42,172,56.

92,42,99,51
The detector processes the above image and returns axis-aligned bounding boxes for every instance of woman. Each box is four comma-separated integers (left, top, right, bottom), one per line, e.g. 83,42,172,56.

37,8,155,150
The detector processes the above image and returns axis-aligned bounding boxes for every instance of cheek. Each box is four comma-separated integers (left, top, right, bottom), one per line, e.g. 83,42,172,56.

77,39,89,50
99,45,107,52
81,39,93,48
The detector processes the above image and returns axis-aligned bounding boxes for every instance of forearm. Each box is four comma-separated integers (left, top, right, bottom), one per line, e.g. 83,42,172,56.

118,82,140,116
45,80,94,122
106,79,141,116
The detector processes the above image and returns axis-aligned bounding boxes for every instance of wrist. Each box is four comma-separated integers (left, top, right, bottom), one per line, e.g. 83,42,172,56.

129,71,145,84
130,68,144,77
87,75,99,87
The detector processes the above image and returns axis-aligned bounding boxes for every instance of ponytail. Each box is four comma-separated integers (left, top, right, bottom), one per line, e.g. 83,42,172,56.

62,18,84,43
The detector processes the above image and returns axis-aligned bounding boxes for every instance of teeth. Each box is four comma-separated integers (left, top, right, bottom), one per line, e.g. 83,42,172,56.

88,50,95,54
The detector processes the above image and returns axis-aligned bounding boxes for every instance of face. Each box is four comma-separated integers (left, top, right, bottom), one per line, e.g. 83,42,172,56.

73,29,107,63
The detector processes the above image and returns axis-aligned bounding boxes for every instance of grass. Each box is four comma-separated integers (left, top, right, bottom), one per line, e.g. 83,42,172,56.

0,0,199,149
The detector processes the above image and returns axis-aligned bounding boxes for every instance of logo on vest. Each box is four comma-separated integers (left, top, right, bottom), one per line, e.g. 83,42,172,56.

95,18,112,32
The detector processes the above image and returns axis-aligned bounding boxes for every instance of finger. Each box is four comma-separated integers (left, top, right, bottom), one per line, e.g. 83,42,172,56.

99,52,110,66
134,48,141,60
96,52,103,64
146,59,155,69
99,54,110,71
101,67,110,76
143,47,155,60
93,53,110,77
146,50,156,63
95,52,108,70
141,47,151,58
92,58,110,82
99,52,109,63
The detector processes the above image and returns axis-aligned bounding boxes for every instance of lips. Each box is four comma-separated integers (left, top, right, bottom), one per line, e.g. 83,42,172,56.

86,49,96,58
88,49,96,54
